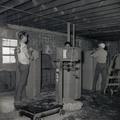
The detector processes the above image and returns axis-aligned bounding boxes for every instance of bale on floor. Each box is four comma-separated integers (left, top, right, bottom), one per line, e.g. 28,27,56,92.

0,96,15,113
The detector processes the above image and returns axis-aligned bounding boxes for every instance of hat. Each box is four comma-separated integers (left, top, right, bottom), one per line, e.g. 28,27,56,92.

17,31,28,40
98,43,105,48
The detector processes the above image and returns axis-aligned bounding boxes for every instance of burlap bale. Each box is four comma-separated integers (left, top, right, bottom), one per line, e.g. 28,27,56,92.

14,116,30,120
63,101,83,111
0,96,15,113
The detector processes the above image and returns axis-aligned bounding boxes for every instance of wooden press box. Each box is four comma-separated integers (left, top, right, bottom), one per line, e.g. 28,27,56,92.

82,51,102,91
56,47,81,101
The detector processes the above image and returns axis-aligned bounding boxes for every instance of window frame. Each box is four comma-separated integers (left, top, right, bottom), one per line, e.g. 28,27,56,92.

2,38,18,64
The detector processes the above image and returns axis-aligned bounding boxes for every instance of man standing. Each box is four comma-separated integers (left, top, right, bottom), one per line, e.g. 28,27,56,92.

14,31,31,108
91,43,107,94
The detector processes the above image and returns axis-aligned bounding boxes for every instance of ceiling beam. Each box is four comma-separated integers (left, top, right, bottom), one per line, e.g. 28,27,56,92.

30,0,101,19
8,0,118,21
6,0,81,22
0,0,30,14
4,0,55,16
64,7,120,23
45,0,120,21
45,13,120,31
75,16,120,30
27,14,120,31
78,32,120,40
44,18,120,33
6,0,103,23
7,0,120,28
77,29,120,35
0,0,10,4
0,0,76,24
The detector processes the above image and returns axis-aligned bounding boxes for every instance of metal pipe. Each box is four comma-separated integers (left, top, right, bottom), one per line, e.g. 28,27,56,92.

67,22,70,42
72,24,75,47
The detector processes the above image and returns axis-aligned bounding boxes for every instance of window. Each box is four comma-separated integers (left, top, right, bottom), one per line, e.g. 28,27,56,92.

2,38,18,64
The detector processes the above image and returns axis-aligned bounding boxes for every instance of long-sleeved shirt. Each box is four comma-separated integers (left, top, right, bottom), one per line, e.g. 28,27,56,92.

17,42,30,65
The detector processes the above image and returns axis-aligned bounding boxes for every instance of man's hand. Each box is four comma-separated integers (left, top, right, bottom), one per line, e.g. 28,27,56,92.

30,56,34,62
16,47,21,53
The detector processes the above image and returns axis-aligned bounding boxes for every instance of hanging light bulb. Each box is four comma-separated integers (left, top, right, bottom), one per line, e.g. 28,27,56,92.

99,0,106,6
41,4,46,10
53,7,58,12
60,11,65,15
83,18,87,21
72,8,76,13
74,16,79,20
39,4,46,10
32,0,38,6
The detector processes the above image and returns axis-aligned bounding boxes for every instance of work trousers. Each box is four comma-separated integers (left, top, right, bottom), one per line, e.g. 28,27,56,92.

92,63,107,92
14,63,29,102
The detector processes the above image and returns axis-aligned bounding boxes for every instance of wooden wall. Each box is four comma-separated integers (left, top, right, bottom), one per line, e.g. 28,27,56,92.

0,24,120,92
0,24,67,91
76,36,120,64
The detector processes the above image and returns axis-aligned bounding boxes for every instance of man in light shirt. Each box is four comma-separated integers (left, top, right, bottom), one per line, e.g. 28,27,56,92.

63,41,72,59
91,43,107,94
14,31,31,109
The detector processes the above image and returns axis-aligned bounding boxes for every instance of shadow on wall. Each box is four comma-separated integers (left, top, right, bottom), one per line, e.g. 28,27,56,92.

0,71,16,92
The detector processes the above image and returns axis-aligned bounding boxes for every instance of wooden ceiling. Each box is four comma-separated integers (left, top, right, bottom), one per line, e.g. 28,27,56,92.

0,0,120,40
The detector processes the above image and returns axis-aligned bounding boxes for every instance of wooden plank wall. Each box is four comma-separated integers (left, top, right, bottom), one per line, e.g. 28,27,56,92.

0,24,67,91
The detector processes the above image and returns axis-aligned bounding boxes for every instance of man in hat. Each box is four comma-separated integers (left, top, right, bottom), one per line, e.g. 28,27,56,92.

91,43,108,94
14,31,32,109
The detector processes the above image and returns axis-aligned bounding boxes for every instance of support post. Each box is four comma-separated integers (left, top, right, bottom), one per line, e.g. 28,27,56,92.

72,24,75,47
67,22,71,42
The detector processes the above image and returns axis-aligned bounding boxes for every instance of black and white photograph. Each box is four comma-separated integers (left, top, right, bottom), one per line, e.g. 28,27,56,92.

0,0,120,120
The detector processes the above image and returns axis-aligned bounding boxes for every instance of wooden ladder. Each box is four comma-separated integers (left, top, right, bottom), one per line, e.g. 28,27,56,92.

104,54,120,96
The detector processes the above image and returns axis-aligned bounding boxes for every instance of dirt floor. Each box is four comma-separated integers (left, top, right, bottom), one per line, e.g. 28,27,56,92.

0,91,120,120
62,91,120,120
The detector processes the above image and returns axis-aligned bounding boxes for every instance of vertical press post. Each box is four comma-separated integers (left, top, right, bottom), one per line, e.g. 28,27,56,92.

67,22,71,42
72,24,75,47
